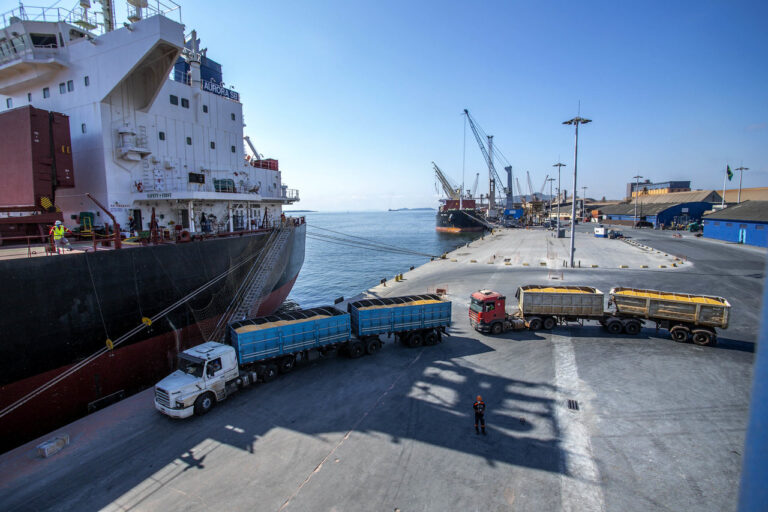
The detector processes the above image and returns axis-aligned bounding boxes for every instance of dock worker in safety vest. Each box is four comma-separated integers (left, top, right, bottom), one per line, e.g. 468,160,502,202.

49,220,73,253
474,395,486,435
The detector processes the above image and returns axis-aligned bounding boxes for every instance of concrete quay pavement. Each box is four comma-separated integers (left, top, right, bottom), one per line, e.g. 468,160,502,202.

0,226,763,512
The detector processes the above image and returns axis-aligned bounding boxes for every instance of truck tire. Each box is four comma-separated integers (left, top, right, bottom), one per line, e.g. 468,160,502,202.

606,319,623,335
279,355,295,374
408,333,423,347
424,331,439,345
623,320,642,336
491,322,503,335
193,392,215,416
542,317,556,330
262,363,278,382
365,338,380,355
528,317,542,331
670,326,690,343
691,329,715,346
348,340,364,358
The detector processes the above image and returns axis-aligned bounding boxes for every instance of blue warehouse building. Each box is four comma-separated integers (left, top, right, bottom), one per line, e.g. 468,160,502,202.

702,201,768,248
599,190,721,228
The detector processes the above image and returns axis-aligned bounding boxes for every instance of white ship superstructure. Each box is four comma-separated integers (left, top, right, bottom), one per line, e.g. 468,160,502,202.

0,1,298,233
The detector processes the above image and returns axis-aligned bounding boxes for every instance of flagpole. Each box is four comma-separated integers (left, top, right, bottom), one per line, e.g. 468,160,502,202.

722,165,727,208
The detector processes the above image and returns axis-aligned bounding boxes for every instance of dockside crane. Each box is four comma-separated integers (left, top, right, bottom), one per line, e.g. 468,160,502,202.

432,162,461,200
526,171,535,200
539,174,549,199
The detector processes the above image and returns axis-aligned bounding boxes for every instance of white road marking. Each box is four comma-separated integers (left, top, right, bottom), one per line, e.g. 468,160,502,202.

551,333,605,512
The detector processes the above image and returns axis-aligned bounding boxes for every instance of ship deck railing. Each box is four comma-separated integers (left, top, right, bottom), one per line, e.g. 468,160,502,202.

0,217,304,261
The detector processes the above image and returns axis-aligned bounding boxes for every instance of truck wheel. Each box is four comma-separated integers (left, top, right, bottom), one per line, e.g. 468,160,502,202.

606,320,623,335
624,320,642,336
490,322,503,335
408,333,423,347
528,317,542,331
542,317,556,330
670,327,690,343
279,356,295,374
691,330,714,346
348,340,364,358
193,392,215,416
262,363,278,382
424,331,439,345
365,338,380,355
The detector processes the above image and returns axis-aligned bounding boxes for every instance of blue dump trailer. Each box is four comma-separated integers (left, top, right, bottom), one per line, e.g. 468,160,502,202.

154,295,452,417
348,294,452,347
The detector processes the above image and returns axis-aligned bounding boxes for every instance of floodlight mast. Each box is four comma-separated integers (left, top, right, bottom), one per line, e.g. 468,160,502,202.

562,116,592,268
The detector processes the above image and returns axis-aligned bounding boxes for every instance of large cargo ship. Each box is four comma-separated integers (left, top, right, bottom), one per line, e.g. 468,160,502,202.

0,1,305,452
436,199,487,233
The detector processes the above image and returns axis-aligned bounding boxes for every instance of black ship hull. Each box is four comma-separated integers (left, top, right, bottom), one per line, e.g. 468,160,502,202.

436,209,486,233
0,224,305,452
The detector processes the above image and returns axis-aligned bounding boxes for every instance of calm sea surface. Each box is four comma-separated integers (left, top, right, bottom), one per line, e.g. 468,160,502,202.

287,210,483,308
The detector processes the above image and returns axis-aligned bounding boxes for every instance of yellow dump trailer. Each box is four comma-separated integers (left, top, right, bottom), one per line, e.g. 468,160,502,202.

610,287,730,346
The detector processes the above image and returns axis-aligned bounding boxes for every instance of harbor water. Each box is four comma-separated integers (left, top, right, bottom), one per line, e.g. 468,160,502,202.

287,210,483,308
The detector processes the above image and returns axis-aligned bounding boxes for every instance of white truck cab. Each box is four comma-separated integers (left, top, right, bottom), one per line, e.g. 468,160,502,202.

154,341,239,418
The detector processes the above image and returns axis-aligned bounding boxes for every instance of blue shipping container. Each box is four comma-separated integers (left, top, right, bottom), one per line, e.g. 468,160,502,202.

348,294,452,337
229,307,350,364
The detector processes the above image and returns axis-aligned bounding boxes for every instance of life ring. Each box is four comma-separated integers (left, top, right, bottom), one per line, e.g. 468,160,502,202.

135,181,144,192
178,230,191,243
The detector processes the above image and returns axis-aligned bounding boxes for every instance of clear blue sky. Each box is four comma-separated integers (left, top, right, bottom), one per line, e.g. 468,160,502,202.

4,0,766,210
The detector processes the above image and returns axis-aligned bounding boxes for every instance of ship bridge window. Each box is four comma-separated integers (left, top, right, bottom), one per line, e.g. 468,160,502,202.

30,33,58,48
202,105,208,113
59,82,66,94
158,131,165,141
67,80,74,92
231,145,236,153
170,95,179,105
84,76,90,86
186,137,192,145
5,98,11,109
27,92,31,102
181,98,189,108
210,141,215,149
43,87,50,98
231,113,235,121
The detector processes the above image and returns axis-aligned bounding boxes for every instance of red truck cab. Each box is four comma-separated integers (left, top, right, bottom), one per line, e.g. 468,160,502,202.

469,290,507,333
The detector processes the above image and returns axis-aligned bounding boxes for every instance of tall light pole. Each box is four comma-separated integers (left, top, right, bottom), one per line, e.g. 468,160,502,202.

563,115,591,268
632,175,642,228
553,162,566,232
547,178,555,224
736,166,749,203
581,186,588,220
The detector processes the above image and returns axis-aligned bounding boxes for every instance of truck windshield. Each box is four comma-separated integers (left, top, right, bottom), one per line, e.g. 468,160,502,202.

178,355,204,378
470,298,484,313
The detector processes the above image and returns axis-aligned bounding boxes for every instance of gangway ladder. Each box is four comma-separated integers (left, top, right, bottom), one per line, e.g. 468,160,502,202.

463,210,494,230
209,225,294,342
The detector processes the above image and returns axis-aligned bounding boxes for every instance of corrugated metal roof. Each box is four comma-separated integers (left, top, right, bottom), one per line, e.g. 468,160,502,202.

703,201,768,222
722,187,768,203
599,203,681,216
633,190,721,204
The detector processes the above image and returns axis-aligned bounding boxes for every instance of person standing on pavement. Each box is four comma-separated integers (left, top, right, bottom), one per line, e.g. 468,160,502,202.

474,395,486,435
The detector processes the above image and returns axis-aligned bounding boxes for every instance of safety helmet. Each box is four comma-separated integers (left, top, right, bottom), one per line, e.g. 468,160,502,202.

476,395,482,401
55,220,62,226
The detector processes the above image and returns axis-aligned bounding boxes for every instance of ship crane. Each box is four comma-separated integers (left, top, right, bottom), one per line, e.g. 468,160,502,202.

463,109,510,198
243,136,262,160
470,172,480,198
432,162,461,200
